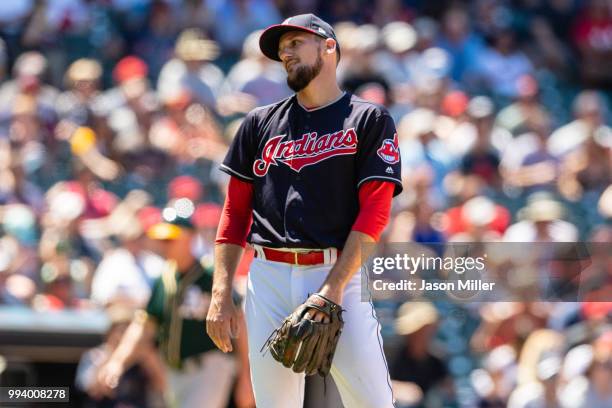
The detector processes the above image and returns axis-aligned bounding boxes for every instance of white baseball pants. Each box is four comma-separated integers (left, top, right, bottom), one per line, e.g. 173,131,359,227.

165,350,236,408
244,256,396,408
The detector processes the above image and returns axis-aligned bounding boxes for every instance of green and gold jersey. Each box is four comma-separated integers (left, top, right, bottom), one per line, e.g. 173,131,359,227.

145,259,216,368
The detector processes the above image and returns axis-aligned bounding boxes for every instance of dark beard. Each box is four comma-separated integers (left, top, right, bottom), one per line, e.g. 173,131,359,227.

286,54,323,92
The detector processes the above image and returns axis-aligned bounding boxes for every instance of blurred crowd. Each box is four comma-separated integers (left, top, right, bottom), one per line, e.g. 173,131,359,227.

0,0,610,407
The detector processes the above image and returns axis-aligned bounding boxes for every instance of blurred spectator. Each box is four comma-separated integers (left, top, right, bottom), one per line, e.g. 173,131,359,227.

133,2,179,81
1,202,38,250
410,200,445,246
437,94,490,159
477,28,534,101
572,0,612,88
495,75,550,138
7,92,56,176
504,194,578,242
444,195,510,241
391,302,451,407
525,17,571,79
536,0,578,43
63,164,119,219
157,28,224,112
401,19,450,98
458,98,502,189
33,271,84,311
502,113,560,194
221,29,291,111
0,51,58,126
471,303,550,353
547,90,610,158
175,0,215,32
340,24,392,97
398,108,454,207
471,345,518,407
207,0,281,58
148,91,226,171
38,174,113,276
436,6,485,84
560,331,612,407
23,0,96,83
67,132,120,187
55,60,109,176
0,1,33,50
0,206,38,305
374,22,417,87
577,227,612,302
0,142,46,215
561,343,595,386
56,59,103,128
370,0,412,27
518,328,565,385
508,351,563,408
90,191,164,308
95,55,158,157
559,127,611,200
471,0,512,39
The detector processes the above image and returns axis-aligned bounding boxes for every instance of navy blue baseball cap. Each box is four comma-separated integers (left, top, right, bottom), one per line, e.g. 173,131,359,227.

259,13,341,62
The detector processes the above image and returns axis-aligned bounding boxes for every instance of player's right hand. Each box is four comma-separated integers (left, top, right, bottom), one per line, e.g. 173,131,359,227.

206,292,241,353
94,359,124,397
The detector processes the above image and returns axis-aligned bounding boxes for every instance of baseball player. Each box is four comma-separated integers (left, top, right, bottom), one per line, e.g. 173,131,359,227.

96,200,254,408
206,13,402,408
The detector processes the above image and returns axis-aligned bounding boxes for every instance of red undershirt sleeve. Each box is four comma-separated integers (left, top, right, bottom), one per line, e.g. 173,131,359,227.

351,180,395,241
215,176,254,247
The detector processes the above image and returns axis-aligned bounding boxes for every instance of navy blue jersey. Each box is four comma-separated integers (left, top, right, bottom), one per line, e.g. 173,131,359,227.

220,92,402,249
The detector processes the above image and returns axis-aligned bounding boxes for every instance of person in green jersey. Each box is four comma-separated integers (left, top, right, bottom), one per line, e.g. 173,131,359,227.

96,199,254,408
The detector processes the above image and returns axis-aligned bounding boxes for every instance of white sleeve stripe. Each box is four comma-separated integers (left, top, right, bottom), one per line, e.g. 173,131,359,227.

357,175,401,188
219,164,254,181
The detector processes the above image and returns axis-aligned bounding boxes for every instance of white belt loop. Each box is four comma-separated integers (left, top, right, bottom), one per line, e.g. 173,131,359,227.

323,248,330,265
253,244,266,260
323,248,338,264
329,248,338,264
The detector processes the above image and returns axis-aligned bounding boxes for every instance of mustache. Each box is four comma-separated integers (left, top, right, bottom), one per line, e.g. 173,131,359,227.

285,59,300,70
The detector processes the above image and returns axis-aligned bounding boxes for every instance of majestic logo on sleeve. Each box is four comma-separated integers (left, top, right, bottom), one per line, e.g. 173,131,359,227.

253,128,358,176
377,133,400,164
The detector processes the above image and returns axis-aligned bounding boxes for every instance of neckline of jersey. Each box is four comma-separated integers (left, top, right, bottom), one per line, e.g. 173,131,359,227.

296,91,347,113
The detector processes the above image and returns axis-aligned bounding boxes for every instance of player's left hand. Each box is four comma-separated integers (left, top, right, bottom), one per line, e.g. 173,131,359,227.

263,292,345,376
304,287,343,323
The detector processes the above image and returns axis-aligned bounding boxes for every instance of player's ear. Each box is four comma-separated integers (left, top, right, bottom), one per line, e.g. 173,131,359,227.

324,38,337,56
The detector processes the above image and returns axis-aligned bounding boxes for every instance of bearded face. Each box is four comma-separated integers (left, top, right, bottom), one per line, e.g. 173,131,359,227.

285,44,324,92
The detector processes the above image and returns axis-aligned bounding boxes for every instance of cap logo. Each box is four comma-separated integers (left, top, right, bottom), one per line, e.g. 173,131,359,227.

318,27,326,34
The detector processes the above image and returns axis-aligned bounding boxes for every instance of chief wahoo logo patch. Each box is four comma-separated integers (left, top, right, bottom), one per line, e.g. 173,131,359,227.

377,133,400,164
